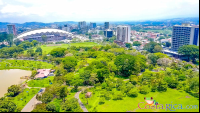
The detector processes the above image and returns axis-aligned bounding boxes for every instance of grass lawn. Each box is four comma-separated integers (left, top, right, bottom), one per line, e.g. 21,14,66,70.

80,88,199,112
27,42,99,54
27,76,54,87
0,60,54,70
11,88,40,111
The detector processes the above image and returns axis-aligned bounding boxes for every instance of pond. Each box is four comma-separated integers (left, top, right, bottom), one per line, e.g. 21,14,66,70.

0,69,31,97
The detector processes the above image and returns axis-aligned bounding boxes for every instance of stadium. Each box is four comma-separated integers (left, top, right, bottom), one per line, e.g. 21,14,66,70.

15,28,73,42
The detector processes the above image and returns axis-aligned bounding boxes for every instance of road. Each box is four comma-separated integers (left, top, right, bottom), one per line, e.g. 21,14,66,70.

74,86,94,112
21,88,45,112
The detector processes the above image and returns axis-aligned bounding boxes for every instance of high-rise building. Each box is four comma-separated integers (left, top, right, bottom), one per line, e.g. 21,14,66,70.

90,22,97,29
104,29,113,38
7,24,17,35
116,26,131,43
104,22,109,30
78,21,87,34
62,24,71,32
172,23,199,51
78,21,86,29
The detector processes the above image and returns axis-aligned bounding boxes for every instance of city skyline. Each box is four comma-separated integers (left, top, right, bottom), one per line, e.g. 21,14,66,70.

0,0,199,23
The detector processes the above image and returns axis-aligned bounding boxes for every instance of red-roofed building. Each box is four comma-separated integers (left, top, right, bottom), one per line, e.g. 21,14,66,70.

35,69,52,79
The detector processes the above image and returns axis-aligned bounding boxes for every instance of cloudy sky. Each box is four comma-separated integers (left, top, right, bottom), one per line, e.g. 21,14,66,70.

0,0,199,23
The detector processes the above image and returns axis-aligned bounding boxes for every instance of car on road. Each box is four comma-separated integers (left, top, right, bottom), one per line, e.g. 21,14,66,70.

38,89,43,93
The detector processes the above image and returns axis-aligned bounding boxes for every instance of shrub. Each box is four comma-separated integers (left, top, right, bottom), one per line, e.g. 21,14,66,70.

127,88,138,97
99,97,105,104
104,92,111,100
101,82,107,89
139,85,150,94
113,91,123,100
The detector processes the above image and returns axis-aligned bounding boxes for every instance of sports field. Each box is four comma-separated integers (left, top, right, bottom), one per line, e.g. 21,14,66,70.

28,42,99,54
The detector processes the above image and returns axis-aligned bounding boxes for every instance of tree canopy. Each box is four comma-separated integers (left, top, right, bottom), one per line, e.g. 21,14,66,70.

50,48,67,57
178,45,199,62
144,42,162,53
133,41,142,46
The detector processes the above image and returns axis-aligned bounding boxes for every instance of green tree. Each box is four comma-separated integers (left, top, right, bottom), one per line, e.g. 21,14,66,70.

31,40,39,46
32,103,48,112
127,88,138,97
35,47,43,56
46,103,57,112
70,77,83,91
157,80,168,92
178,45,199,62
14,39,22,46
99,97,105,104
153,45,163,53
62,57,77,72
114,54,137,77
89,33,92,40
129,75,138,85
27,49,35,57
60,86,68,102
41,35,47,43
98,31,104,35
41,91,54,104
133,41,142,46
103,45,112,51
148,53,159,65
158,36,166,41
109,36,116,43
61,98,83,112
6,34,14,47
125,43,132,48
50,48,67,57
0,100,17,112
144,42,160,53
7,85,20,97
31,70,37,79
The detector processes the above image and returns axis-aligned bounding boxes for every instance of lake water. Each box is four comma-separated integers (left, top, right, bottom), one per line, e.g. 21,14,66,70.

0,69,32,97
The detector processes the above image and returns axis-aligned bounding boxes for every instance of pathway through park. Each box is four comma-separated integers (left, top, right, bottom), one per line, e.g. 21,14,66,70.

21,88,45,112
74,86,94,112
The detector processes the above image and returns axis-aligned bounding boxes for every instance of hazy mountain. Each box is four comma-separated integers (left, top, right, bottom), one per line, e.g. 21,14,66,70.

0,17,199,29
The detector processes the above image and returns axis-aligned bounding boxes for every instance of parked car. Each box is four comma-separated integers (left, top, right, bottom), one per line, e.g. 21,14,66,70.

38,89,43,93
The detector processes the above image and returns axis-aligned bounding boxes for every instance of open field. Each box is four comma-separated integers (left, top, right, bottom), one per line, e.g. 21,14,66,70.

28,42,99,54
27,76,54,87
0,60,54,70
80,88,199,112
11,88,40,111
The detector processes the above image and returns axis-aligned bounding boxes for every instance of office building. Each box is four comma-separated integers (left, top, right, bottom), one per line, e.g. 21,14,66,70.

62,24,71,32
78,21,86,29
90,22,97,29
104,29,113,38
172,23,199,51
7,24,17,35
116,26,131,43
104,22,109,30
78,21,87,34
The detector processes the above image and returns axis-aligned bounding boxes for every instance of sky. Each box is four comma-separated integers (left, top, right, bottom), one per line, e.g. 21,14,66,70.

0,0,199,23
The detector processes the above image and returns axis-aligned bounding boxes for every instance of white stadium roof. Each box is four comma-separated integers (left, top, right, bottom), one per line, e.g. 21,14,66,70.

16,28,70,39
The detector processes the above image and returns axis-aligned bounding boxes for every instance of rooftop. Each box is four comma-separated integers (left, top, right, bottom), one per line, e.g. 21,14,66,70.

16,28,71,39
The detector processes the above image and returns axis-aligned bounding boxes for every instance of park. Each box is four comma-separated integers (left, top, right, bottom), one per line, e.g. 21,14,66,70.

0,40,199,112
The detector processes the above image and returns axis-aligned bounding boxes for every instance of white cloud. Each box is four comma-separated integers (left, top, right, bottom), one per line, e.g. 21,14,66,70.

0,0,199,22
0,0,3,5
